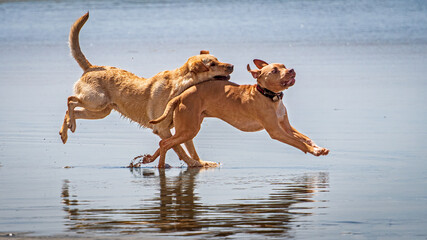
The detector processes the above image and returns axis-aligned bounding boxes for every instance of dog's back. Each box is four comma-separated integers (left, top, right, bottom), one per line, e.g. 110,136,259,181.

150,80,261,130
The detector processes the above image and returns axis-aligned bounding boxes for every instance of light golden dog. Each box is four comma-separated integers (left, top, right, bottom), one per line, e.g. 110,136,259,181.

145,59,329,168
59,12,233,166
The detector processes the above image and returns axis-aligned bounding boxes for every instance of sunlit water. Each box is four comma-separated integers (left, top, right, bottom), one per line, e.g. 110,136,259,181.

0,0,426,239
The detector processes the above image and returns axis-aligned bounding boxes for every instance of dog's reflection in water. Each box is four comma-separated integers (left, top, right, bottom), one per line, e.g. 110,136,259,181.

61,169,329,238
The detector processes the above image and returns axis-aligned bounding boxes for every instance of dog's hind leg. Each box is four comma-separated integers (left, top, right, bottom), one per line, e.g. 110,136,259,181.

59,110,71,144
157,117,218,168
60,92,111,144
73,106,112,120
184,140,200,160
59,96,81,144
66,96,82,133
158,134,196,168
153,129,201,167
59,106,112,144
184,139,218,167
67,93,110,132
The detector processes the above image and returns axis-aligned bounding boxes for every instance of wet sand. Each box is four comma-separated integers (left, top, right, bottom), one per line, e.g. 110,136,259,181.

1,0,427,239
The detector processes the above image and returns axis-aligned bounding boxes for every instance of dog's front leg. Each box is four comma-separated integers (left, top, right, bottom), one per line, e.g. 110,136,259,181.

267,128,315,155
291,126,329,156
263,119,324,156
279,115,329,155
279,114,314,145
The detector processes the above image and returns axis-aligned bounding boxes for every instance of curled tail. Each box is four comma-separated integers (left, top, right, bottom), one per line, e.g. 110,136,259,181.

149,96,181,124
69,12,92,71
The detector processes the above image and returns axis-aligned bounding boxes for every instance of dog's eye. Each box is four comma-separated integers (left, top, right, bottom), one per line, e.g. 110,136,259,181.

272,68,278,74
210,62,216,67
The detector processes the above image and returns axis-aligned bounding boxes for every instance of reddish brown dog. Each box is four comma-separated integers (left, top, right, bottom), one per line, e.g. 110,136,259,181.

59,13,233,166
145,59,329,168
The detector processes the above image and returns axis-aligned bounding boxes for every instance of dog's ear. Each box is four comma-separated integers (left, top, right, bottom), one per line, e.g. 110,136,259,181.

247,64,261,79
200,50,210,55
253,59,269,69
189,60,209,73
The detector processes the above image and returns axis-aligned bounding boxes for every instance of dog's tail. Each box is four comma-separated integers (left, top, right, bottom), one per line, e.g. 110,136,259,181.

69,12,92,71
149,96,181,124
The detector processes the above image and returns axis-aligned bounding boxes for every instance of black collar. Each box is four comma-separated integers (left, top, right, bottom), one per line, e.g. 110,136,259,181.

256,84,283,102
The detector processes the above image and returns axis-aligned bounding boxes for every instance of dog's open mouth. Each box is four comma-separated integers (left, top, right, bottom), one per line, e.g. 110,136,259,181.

213,75,230,80
282,78,296,87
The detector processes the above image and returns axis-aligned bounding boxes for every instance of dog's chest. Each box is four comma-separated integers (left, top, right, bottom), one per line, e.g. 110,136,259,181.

276,102,287,118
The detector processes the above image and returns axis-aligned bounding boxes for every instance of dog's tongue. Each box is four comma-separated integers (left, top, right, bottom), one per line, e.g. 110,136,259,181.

289,78,296,86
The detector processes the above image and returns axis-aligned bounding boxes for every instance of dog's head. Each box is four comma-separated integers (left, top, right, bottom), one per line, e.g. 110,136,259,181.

187,50,234,81
247,59,296,92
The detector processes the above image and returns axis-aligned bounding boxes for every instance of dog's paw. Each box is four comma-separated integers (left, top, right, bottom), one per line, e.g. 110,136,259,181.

59,130,68,144
157,163,172,169
312,147,329,156
129,154,157,168
68,119,76,133
188,159,219,168
142,154,156,164
199,160,219,168
321,148,330,155
66,116,76,133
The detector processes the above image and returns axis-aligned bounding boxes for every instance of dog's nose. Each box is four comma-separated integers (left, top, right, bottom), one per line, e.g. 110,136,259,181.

227,65,234,72
288,68,295,74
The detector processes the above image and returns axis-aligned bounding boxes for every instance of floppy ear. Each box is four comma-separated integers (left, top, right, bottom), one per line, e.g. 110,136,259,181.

247,64,261,79
189,60,209,73
253,59,269,69
200,50,210,55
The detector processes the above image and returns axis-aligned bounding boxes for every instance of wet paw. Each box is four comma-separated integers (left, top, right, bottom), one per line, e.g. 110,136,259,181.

188,159,219,168
199,160,219,168
142,154,156,164
129,154,156,168
157,163,171,168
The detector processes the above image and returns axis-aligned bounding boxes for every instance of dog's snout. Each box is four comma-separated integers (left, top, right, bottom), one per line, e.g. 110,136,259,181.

288,68,295,74
227,64,234,72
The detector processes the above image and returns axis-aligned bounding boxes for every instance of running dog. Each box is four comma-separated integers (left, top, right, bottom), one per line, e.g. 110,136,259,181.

146,59,329,168
59,12,233,166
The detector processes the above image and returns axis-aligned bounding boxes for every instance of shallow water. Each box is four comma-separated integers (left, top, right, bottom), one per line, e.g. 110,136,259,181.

56,168,329,238
1,0,427,239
